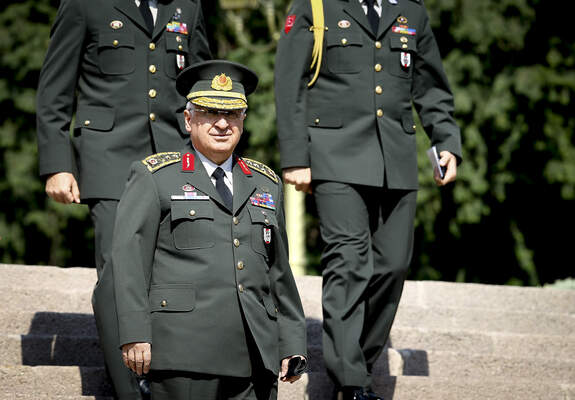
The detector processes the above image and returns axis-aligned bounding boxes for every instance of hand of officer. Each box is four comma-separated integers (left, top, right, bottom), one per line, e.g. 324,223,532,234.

279,355,306,383
122,342,151,376
282,167,312,194
434,151,457,186
45,172,81,204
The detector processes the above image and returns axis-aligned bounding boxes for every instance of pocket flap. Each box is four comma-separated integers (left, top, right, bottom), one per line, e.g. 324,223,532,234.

149,284,196,312
171,200,213,222
165,32,189,53
74,106,115,131
402,113,416,134
326,32,363,47
262,295,278,319
98,32,135,49
247,206,278,226
390,35,417,52
307,110,342,128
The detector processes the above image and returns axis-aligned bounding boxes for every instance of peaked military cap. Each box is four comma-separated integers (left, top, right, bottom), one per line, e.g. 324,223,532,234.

176,60,258,110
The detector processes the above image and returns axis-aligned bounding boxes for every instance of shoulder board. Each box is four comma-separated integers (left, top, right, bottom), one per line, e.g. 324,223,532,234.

142,152,181,173
242,158,279,184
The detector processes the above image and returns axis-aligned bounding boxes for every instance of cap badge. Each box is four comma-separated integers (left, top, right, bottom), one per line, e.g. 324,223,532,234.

211,73,233,91
110,20,123,29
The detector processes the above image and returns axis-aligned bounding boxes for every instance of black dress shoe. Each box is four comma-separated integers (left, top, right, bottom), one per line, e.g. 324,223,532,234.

365,391,384,400
337,387,371,400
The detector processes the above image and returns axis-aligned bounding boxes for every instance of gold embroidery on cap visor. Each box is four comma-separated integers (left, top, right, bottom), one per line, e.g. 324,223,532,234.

211,73,233,91
191,96,247,110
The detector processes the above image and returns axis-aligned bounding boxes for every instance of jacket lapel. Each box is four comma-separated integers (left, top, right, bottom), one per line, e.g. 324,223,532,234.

232,157,256,215
182,149,228,211
341,0,373,37
113,0,150,35
377,0,401,39
153,0,177,40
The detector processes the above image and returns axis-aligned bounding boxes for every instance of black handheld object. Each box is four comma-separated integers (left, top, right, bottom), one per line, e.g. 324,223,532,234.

285,357,307,378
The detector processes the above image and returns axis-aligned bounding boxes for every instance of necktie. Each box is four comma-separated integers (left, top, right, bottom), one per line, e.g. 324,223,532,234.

212,167,233,211
139,0,154,34
365,0,379,34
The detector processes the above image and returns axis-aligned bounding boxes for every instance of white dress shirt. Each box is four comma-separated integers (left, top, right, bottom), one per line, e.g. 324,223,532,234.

195,149,234,195
135,0,158,24
359,0,382,17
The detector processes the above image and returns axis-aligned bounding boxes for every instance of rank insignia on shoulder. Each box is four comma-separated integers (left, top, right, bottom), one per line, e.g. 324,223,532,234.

142,152,181,172
242,158,279,183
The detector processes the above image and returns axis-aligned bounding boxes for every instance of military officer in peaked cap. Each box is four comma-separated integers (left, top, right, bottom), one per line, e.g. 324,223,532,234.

36,0,211,398
112,60,307,400
275,0,462,399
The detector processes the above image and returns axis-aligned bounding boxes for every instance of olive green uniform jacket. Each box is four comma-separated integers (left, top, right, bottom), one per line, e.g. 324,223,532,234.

275,0,461,189
112,149,307,377
37,0,211,199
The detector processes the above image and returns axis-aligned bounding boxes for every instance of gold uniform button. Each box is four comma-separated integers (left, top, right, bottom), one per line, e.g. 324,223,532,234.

233,217,239,225
402,44,408,49
149,113,156,121
264,218,270,225
176,36,182,43
341,38,348,45
234,238,240,247
149,65,157,74
237,261,244,270
160,300,167,307
189,209,196,216
238,284,244,293
315,118,320,125
84,120,91,126
375,41,382,49
178,45,184,51
413,125,417,130
375,86,383,95
377,109,384,117
401,36,408,43
374,64,382,72
112,40,119,46
149,89,157,98
149,42,156,50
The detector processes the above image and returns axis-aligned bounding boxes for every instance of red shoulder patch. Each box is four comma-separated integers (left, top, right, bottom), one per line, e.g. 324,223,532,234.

284,15,296,34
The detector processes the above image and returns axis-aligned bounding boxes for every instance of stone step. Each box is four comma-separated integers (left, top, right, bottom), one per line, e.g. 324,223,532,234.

3,327,575,369
4,264,575,315
304,345,575,383
2,312,574,369
2,367,574,400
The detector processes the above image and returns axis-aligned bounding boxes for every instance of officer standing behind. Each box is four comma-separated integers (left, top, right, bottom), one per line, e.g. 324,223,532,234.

36,1,211,398
112,60,307,400
275,0,462,399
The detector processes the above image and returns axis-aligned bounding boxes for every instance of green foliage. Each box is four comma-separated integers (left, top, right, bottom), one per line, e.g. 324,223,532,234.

1,0,573,286
0,0,93,267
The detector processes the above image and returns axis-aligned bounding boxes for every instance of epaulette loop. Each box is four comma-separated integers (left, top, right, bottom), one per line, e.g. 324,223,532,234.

241,158,279,183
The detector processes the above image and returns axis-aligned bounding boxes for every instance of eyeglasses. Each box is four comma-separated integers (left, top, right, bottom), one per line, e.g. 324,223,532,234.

193,107,246,121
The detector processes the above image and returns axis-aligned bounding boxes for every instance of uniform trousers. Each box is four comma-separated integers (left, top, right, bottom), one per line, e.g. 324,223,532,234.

149,370,278,400
89,200,142,400
313,182,417,389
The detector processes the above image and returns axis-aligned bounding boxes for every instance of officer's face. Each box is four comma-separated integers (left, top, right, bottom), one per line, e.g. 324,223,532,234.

184,106,246,165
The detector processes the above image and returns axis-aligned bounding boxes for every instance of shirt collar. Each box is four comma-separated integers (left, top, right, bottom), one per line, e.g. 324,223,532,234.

359,0,382,7
194,148,234,179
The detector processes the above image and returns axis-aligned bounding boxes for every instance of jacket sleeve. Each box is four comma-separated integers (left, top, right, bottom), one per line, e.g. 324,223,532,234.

36,0,86,177
411,5,462,163
112,162,162,346
269,181,308,360
188,0,212,63
274,0,315,170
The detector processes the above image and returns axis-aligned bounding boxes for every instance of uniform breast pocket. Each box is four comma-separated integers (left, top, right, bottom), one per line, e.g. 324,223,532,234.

97,32,135,75
386,35,418,79
164,32,189,79
247,206,278,260
171,201,215,250
326,32,363,74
